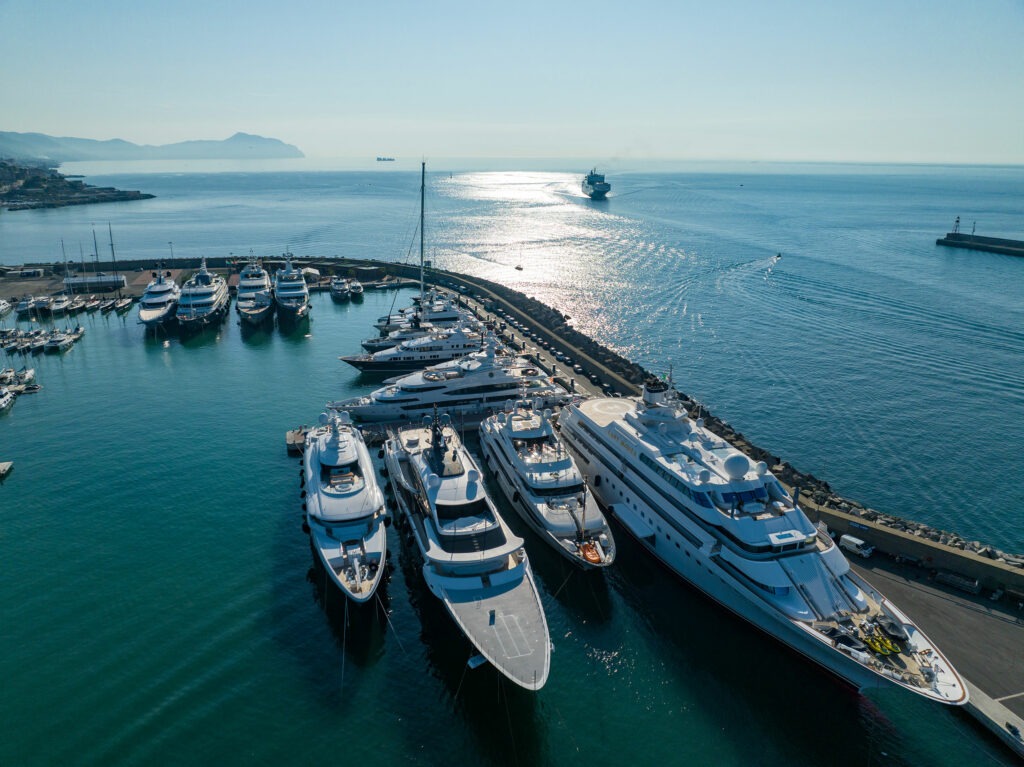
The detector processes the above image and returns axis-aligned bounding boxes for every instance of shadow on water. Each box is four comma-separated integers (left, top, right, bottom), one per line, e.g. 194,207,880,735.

305,543,390,670
392,513,543,767
276,314,312,341
598,520,1006,766
238,317,275,345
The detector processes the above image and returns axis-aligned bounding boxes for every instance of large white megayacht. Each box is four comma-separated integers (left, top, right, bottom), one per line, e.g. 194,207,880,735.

175,259,230,330
479,400,615,569
137,269,181,327
558,376,967,704
235,256,274,326
384,410,550,690
303,410,387,602
340,323,485,375
273,253,310,321
330,337,571,423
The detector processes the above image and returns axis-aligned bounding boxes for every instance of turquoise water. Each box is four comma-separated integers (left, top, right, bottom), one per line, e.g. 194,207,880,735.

1,163,1021,765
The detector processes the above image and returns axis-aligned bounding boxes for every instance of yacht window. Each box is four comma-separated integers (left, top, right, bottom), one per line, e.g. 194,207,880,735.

531,482,585,497
322,461,361,486
436,497,492,521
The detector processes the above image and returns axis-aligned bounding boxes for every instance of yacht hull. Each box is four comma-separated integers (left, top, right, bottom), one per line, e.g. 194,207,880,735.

479,428,613,569
560,426,966,704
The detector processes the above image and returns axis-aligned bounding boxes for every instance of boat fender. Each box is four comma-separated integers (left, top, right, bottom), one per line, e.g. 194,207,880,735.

512,491,521,505
380,467,389,477
384,516,392,527
300,490,307,498
301,503,307,511
301,521,310,534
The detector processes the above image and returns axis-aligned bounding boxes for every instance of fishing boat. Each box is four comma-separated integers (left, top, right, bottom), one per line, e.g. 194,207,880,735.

175,259,230,331
235,256,274,326
137,269,181,327
479,399,615,568
384,408,550,690
558,375,968,704
303,411,388,602
273,254,310,320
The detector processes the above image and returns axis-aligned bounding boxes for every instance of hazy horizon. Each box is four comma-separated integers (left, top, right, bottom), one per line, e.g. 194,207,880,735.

2,0,1022,165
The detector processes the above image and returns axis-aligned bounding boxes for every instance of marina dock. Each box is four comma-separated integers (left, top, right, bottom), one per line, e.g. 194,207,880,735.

8,254,1023,756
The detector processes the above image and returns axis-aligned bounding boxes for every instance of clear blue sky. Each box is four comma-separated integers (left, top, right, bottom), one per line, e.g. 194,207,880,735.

2,0,1022,163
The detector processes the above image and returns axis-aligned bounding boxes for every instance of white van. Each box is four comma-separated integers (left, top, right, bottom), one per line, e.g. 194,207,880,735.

839,534,874,558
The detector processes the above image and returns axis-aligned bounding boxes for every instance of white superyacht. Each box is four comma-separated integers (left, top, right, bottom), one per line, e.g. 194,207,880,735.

235,257,274,326
558,376,967,704
137,269,181,327
480,400,615,569
175,259,230,331
273,254,310,321
331,338,571,423
340,323,484,375
384,410,550,690
303,411,388,602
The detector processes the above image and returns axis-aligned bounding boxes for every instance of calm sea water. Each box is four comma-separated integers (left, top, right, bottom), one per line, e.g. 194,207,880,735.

1,162,1021,766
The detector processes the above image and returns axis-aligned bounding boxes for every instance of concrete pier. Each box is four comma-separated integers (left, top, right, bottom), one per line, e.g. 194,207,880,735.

937,231,1024,258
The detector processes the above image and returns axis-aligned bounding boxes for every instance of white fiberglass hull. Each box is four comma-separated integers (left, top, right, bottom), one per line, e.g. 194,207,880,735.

561,429,966,704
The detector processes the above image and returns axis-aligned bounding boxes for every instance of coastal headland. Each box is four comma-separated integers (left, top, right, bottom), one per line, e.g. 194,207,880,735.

0,160,153,211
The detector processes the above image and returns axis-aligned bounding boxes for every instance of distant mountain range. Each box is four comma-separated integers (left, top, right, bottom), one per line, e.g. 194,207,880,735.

0,131,304,162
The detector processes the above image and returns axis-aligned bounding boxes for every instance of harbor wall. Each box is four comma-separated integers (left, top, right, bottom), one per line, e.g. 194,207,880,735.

936,232,1024,257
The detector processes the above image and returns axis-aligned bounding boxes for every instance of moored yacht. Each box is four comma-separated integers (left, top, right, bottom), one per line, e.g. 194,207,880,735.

303,411,388,602
341,323,484,375
14,295,35,318
331,338,571,423
235,257,274,326
384,410,550,690
0,299,11,318
329,275,351,302
175,259,230,331
0,386,14,413
49,294,72,316
273,254,310,320
558,376,968,704
348,279,364,299
374,289,469,334
137,269,181,327
480,400,615,568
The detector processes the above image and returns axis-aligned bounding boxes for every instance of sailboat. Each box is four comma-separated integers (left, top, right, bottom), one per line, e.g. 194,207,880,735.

352,162,474,365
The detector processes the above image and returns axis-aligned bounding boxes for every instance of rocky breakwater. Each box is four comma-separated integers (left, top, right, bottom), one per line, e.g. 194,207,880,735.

430,267,1024,600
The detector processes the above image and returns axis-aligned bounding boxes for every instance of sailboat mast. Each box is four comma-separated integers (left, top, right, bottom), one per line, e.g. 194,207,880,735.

108,223,121,296
92,226,100,274
419,161,425,298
